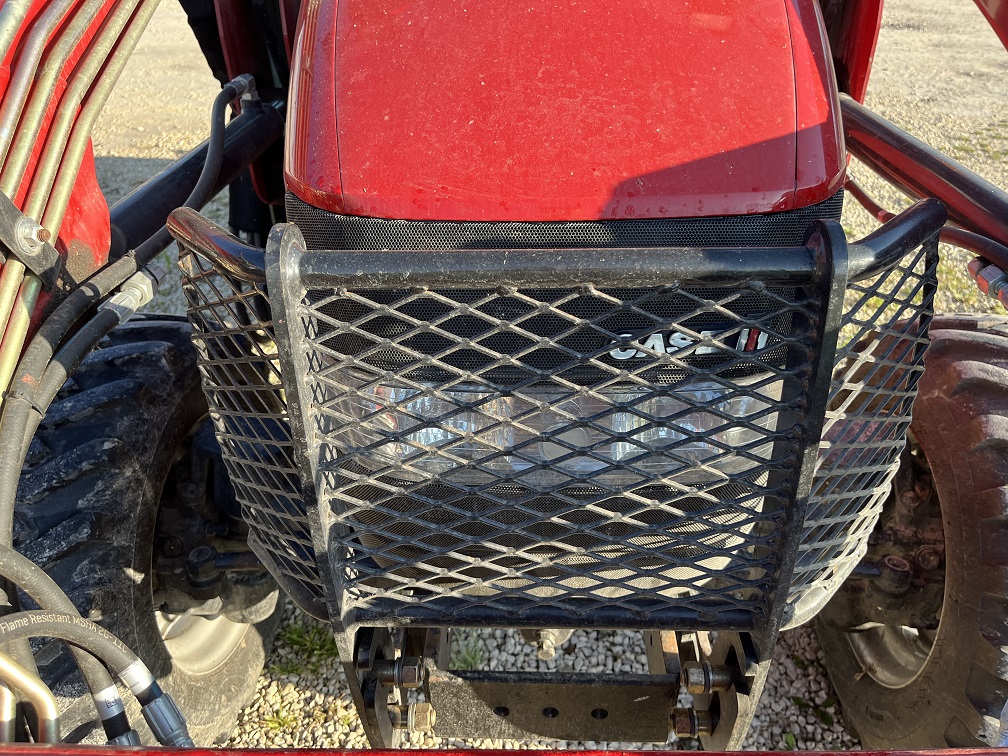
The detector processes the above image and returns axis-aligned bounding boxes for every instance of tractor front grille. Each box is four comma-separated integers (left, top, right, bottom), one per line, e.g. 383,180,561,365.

177,238,327,619
287,279,819,630
173,197,938,632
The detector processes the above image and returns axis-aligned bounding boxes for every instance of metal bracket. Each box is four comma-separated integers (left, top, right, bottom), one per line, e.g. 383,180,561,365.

427,668,679,742
0,191,62,290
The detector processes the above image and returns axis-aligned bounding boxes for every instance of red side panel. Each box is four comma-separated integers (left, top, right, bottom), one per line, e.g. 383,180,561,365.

0,0,112,295
286,0,845,221
828,0,883,103
974,0,1008,49
285,0,342,210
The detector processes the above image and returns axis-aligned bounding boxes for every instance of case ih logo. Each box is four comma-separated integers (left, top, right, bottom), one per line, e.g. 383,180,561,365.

608,328,769,360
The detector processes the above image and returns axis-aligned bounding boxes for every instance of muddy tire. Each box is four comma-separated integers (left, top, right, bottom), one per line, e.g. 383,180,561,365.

816,314,1008,747
14,318,280,745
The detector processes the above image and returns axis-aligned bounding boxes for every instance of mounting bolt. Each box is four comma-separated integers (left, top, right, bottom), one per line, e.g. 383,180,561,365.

373,657,425,689
159,536,184,558
915,547,942,572
16,218,50,251
671,707,713,738
389,703,436,733
682,661,735,694
536,630,558,661
977,264,1008,297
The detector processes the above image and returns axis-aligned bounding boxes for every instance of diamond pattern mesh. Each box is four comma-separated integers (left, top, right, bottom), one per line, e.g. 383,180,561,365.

787,242,938,617
175,201,938,631
281,266,826,630
178,248,326,617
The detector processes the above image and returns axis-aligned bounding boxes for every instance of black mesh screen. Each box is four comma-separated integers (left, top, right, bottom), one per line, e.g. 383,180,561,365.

286,191,844,251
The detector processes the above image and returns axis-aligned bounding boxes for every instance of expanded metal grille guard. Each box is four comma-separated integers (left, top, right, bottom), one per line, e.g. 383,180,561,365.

172,202,941,633
175,216,327,619
266,224,855,633
786,241,938,626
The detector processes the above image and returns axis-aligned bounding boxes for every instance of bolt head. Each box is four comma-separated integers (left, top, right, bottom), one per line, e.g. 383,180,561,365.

671,708,695,738
410,703,436,733
978,264,1008,296
683,662,707,694
398,658,423,688
160,536,184,558
915,547,942,571
537,638,556,661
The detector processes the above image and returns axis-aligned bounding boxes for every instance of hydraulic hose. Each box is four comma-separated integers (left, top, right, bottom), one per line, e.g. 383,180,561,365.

0,0,160,398
0,650,59,742
846,177,1008,271
0,0,34,64
0,0,76,163
0,77,250,509
0,679,14,741
0,82,256,740
0,544,130,739
0,0,111,186
0,274,39,397
0,611,139,687
184,80,243,213
37,309,122,410
0,611,194,746
39,0,161,231
0,0,76,391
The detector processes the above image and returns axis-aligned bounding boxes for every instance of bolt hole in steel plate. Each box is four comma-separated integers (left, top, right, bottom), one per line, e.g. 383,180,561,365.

542,707,560,719
493,706,510,718
591,708,609,720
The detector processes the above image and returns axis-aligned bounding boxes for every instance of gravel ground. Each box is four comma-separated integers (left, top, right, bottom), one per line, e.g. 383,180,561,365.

90,0,1007,749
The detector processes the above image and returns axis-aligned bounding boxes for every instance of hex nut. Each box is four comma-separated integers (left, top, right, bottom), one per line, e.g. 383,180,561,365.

915,547,942,571
977,264,1008,296
397,657,423,689
671,707,713,737
410,703,436,733
683,662,708,694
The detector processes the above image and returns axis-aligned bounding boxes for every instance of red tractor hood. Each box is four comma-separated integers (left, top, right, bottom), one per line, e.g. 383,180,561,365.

285,0,844,221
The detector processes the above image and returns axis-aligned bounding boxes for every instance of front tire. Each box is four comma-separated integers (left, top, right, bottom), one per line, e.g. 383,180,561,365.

816,315,1008,747
14,318,280,744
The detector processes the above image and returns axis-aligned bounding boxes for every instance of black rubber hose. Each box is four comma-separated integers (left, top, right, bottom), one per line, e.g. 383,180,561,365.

0,545,130,738
0,79,243,743
182,81,238,213
0,611,141,682
0,80,244,543
6,79,240,422
37,309,121,414
121,82,238,267
0,308,121,544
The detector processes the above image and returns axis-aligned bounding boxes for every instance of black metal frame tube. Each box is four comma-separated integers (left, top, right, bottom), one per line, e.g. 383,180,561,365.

841,93,1008,247
109,100,284,259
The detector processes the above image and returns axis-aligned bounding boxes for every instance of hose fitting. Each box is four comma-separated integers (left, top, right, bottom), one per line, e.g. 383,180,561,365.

141,691,194,747
108,729,142,746
230,73,256,99
97,264,165,323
